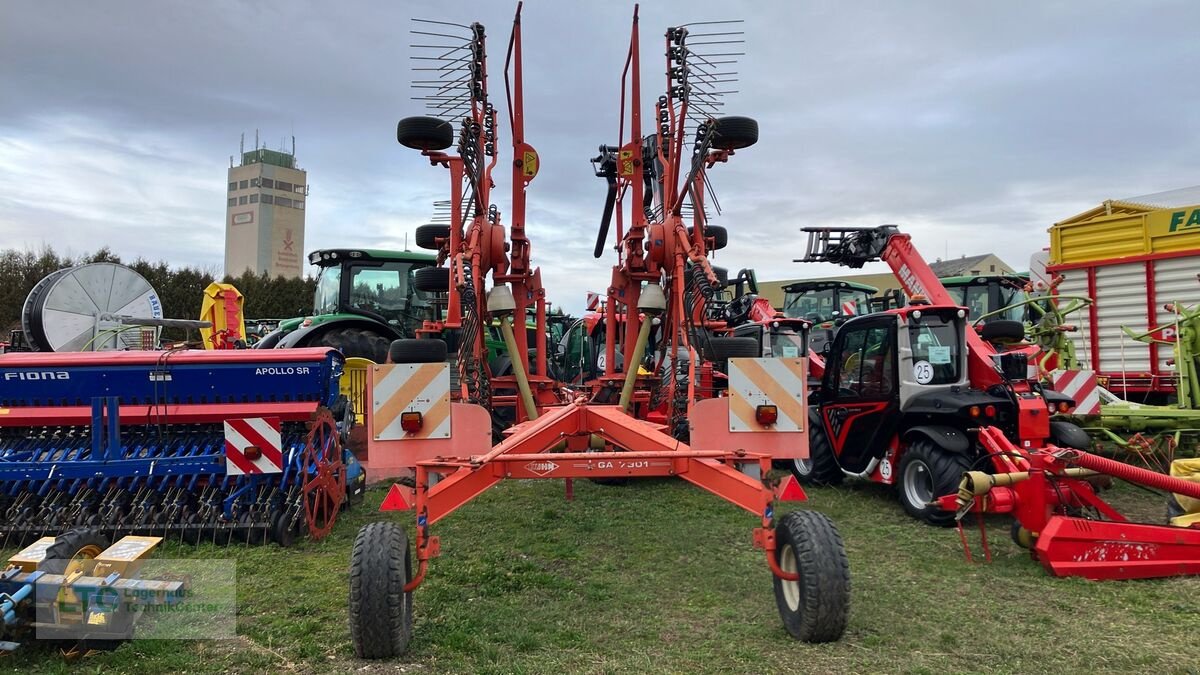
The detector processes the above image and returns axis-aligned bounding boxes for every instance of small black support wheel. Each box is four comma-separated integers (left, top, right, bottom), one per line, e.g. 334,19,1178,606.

415,224,451,251
388,338,448,364
271,511,297,548
413,266,451,293
349,522,414,659
792,409,843,486
315,327,392,364
896,440,971,526
772,510,850,643
711,115,759,150
687,225,729,251
397,116,455,151
40,528,111,575
980,319,1026,344
704,336,760,361
1048,420,1090,450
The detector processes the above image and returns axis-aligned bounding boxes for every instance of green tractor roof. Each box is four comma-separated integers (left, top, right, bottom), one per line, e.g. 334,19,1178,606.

939,272,1029,287
782,279,879,294
307,249,436,267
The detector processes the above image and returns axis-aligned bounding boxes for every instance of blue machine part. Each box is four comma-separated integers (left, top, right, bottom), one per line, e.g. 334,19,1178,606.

0,348,358,545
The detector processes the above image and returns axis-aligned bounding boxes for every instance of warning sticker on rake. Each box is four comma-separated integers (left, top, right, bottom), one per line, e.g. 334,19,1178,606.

525,461,559,476
224,417,283,475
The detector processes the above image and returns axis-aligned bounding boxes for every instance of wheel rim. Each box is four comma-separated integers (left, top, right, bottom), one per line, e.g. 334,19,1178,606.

903,459,933,509
302,408,346,541
793,457,813,477
780,543,800,611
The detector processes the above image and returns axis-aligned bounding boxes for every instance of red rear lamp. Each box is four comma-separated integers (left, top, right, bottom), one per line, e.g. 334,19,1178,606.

755,405,778,426
969,405,981,418
400,411,424,433
1057,401,1070,413
984,405,996,418
243,446,262,461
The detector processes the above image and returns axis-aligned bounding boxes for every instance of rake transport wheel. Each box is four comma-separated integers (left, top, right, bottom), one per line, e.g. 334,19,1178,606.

349,522,413,659
397,116,455,151
897,439,970,526
772,511,850,643
415,224,450,251
413,266,451,293
792,409,844,486
302,409,346,541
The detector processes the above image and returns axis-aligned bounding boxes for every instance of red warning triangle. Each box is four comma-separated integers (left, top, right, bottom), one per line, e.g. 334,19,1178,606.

775,474,806,502
380,483,415,511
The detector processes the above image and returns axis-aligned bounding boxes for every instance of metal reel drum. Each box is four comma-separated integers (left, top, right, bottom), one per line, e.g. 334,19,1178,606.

21,262,163,351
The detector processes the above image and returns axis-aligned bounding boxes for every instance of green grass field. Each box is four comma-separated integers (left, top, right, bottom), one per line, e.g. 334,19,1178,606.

4,478,1197,674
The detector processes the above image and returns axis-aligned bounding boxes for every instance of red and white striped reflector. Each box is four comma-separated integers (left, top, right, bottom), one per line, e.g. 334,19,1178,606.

1051,370,1100,416
224,417,284,475
841,301,857,317
586,292,601,311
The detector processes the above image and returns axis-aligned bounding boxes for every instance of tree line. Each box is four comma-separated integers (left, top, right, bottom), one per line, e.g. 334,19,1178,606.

0,246,316,336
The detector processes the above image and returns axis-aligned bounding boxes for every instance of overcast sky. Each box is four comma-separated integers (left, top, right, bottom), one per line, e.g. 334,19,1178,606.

2,1,1198,313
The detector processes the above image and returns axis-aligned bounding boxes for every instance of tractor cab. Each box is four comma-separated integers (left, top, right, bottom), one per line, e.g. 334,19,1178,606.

783,280,876,355
940,273,1032,324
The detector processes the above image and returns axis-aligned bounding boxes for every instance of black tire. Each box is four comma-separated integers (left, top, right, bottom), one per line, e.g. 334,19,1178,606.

315,327,391,364
388,338,447,364
704,336,760,361
271,511,297,548
792,409,843,486
1049,420,1090,450
40,528,111,575
711,115,759,150
772,510,850,643
896,440,971,526
980,320,1025,344
687,225,729,251
414,266,450,293
415,224,450,251
349,522,414,659
397,116,454,151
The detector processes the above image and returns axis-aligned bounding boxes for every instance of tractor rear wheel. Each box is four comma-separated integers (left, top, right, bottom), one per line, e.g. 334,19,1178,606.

413,266,450,293
415,224,450,251
388,338,447,364
397,116,455,151
792,409,843,486
772,510,850,643
896,440,970,526
349,522,414,659
315,327,391,364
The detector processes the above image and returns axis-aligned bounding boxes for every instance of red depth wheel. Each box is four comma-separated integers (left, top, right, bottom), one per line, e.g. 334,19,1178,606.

302,408,346,540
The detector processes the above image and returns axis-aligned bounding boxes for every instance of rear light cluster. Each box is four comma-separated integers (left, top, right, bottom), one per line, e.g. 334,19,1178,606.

1047,401,1070,413
967,405,997,419
755,405,778,426
400,411,423,433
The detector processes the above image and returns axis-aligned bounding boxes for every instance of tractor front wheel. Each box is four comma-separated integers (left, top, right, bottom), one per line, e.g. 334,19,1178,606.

896,440,970,526
315,327,391,364
349,522,414,659
772,510,850,643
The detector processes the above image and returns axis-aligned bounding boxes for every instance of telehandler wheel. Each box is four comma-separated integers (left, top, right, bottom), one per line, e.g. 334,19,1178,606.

316,327,391,364
1048,420,1090,451
897,440,970,526
415,224,451,250
349,522,414,659
792,409,843,486
772,510,850,643
388,338,448,364
397,116,455,151
710,115,759,150
413,266,451,293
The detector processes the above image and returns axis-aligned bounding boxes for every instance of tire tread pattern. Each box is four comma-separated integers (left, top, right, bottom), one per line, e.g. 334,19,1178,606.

773,510,851,643
349,521,413,659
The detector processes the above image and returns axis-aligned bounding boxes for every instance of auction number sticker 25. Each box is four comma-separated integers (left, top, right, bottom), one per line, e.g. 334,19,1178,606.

913,360,935,384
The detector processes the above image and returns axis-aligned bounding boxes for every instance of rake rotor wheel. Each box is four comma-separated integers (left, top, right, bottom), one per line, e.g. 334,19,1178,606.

302,408,346,541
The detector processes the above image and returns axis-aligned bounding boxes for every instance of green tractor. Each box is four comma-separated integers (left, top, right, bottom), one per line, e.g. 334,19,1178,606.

255,248,438,363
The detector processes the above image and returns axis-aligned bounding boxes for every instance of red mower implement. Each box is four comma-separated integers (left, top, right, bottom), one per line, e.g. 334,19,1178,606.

347,5,850,659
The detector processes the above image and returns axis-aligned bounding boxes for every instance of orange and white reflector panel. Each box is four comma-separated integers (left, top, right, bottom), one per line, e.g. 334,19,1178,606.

728,358,807,432
372,363,451,441
224,417,283,475
1050,369,1100,416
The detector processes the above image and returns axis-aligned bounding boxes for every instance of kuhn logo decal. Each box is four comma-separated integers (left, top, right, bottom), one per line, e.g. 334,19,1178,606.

4,371,70,381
